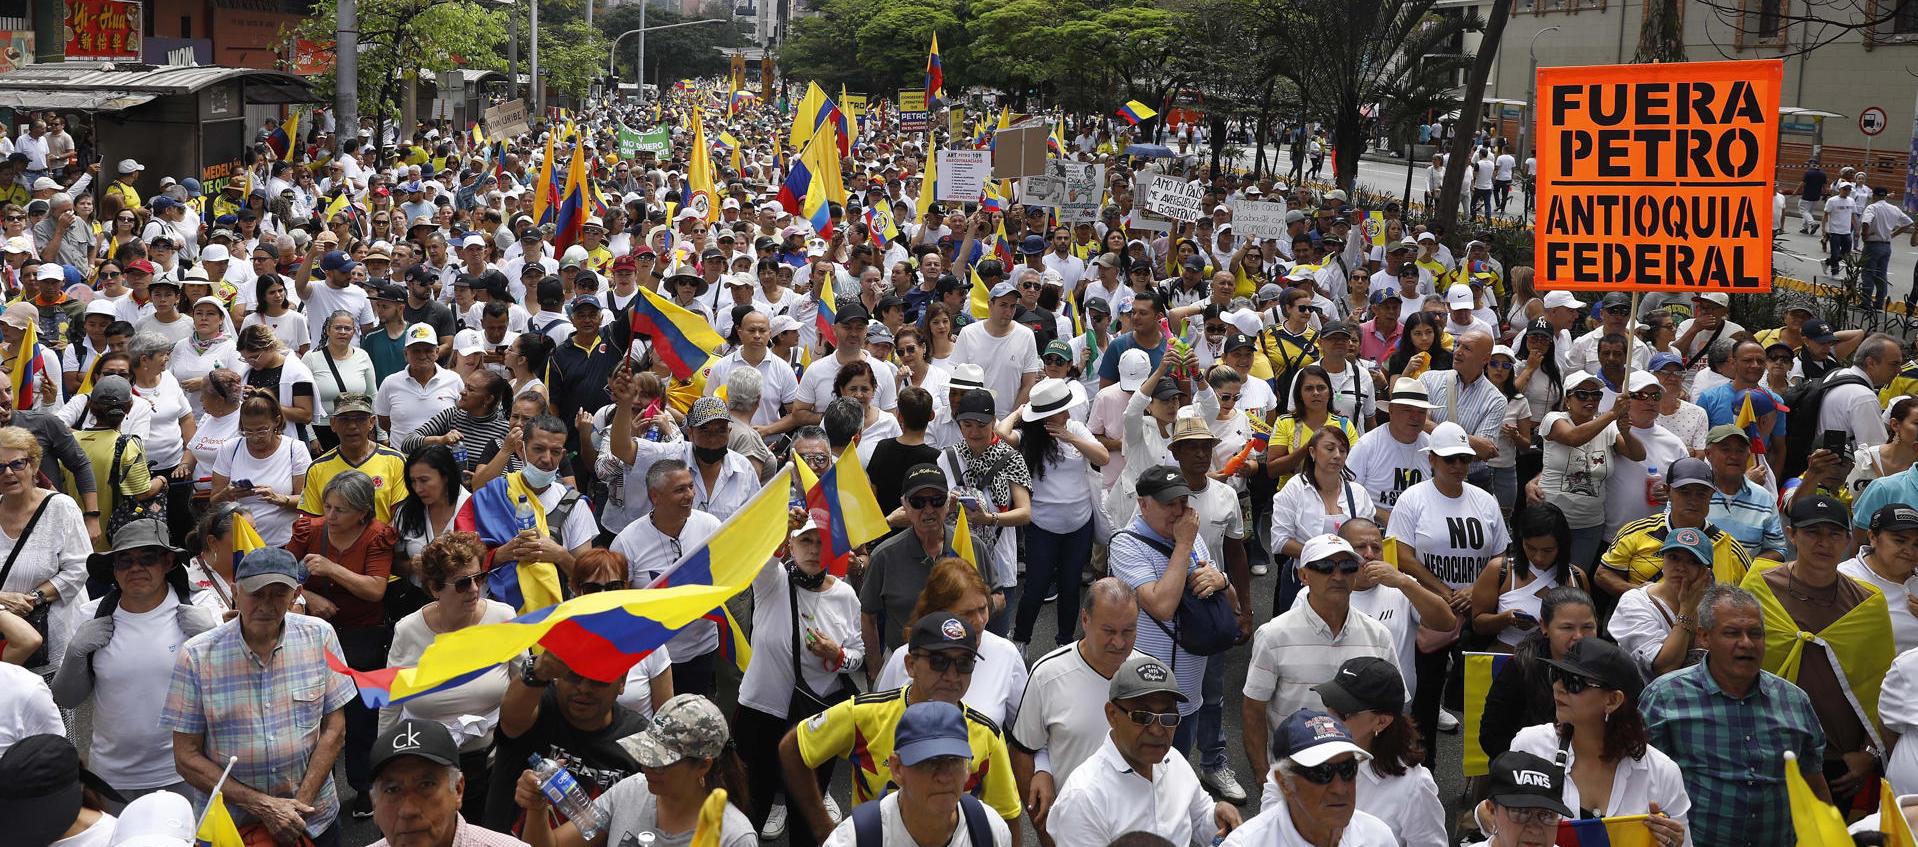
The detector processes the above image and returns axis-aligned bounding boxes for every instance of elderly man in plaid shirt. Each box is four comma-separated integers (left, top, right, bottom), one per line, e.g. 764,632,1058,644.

163,547,358,846
1640,584,1827,847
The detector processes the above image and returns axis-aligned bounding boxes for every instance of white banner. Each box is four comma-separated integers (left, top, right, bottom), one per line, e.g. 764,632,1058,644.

937,149,992,202
1143,174,1204,221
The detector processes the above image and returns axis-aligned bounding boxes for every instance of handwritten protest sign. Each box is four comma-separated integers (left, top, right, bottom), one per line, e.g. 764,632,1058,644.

1534,60,1781,292
483,98,530,138
1143,174,1204,221
1232,200,1289,238
937,150,992,202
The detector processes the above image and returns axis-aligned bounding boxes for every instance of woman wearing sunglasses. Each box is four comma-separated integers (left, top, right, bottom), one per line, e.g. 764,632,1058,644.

382,529,519,822
1506,638,1690,847
1480,587,1599,760
1531,370,1645,570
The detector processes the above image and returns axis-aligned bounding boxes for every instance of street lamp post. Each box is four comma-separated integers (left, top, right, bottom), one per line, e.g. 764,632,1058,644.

607,19,734,93
1519,25,1560,163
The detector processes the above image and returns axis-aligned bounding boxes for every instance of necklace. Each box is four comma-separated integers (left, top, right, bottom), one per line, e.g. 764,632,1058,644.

1785,566,1840,607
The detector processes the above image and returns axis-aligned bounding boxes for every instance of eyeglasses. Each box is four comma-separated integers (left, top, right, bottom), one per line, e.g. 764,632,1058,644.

907,494,945,510
113,549,170,570
1125,709,1181,727
1487,361,1514,370
1569,389,1605,401
1550,666,1611,695
3,215,22,222
1293,758,1361,784
915,652,976,674
1303,556,1362,574
0,458,34,473
577,579,628,594
239,426,279,437
1500,807,1562,828
444,572,486,593
1204,324,1229,333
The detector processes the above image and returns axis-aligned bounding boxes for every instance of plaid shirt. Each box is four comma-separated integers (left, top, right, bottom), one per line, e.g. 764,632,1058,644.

162,614,357,838
1640,662,1824,847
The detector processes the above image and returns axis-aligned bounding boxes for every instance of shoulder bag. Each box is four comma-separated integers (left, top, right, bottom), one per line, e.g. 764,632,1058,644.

1112,529,1237,658
1,494,55,668
106,433,165,535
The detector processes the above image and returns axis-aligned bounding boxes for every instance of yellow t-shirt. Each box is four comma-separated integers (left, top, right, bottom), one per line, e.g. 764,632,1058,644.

1259,326,1319,384
299,444,409,523
71,430,150,551
1268,414,1359,489
795,685,1021,819
1880,363,1918,409
104,180,140,212
1599,514,1754,587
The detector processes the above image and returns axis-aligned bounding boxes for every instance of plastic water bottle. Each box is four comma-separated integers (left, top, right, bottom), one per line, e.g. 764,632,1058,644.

528,754,605,840
452,444,468,467
514,495,538,534
1644,465,1661,507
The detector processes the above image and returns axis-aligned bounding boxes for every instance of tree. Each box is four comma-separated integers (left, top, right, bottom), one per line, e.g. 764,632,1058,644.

596,4,743,87
541,21,613,103
1435,0,1508,231
293,0,507,156
968,0,1181,112
778,0,961,94
1635,0,1688,62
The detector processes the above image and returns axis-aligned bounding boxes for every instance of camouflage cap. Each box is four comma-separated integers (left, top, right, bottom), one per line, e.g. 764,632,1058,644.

619,694,729,767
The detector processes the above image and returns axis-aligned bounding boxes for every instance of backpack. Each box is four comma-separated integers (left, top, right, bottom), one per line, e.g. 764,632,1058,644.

1780,371,1872,481
853,793,994,847
1113,530,1239,658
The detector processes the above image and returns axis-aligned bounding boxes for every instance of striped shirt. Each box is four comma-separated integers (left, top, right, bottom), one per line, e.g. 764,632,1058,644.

1709,480,1789,559
396,408,512,474
1420,369,1506,474
161,615,358,838
1108,518,1213,716
1243,600,1397,732
1640,663,1824,847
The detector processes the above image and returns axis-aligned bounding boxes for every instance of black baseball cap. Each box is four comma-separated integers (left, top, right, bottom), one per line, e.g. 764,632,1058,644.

1135,464,1193,503
369,718,460,780
1313,656,1405,716
1872,504,1918,533
909,613,980,657
1224,332,1256,353
835,302,872,325
954,388,997,424
374,282,407,303
1148,376,1184,402
902,463,949,497
1789,493,1849,530
1318,320,1356,339
1802,319,1839,344
1485,750,1572,816
1540,636,1645,700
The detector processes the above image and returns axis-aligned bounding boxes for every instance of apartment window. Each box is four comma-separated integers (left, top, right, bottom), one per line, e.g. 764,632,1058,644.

1758,0,1783,37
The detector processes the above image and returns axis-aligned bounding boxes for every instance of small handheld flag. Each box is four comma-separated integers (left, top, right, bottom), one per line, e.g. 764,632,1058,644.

1117,100,1157,125
7,318,44,409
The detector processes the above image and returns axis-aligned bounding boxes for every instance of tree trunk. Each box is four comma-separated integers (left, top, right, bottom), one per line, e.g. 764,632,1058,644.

1438,0,1513,231
1333,104,1363,192
1634,0,1687,63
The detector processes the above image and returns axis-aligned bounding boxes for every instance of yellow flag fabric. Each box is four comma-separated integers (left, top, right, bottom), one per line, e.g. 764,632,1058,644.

1887,779,1918,847
691,788,730,847
1787,750,1853,846
791,82,829,153
1461,651,1511,778
196,790,245,847
1740,562,1895,742
915,145,939,220
967,265,991,321
504,472,566,612
533,131,558,224
688,110,720,223
953,506,978,572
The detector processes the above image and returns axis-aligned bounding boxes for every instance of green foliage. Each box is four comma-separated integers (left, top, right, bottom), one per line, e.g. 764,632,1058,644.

597,3,745,85
967,0,1179,110
779,0,959,94
540,21,613,99
293,0,508,115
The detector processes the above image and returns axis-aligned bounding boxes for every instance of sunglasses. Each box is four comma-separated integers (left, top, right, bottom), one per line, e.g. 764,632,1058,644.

100,271,121,279
915,652,976,674
444,572,486,593
1294,758,1361,784
578,579,628,594
4,215,22,222
907,494,945,510
1630,390,1664,402
113,549,171,570
1303,557,1363,574
1125,709,1181,727
1569,389,1605,401
1487,361,1514,370
1215,392,1241,402
0,457,34,473
1434,453,1473,465
1604,305,1631,314
1550,666,1610,695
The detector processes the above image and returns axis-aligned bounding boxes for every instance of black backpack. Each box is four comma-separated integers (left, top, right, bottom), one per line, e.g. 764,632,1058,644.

1780,371,1872,480
1113,530,1240,658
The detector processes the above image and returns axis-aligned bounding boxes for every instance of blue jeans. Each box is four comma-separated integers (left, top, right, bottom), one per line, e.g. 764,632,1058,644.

1864,240,1894,309
1492,465,1519,518
1827,232,1853,276
1197,650,1228,770
1569,524,1604,572
1014,519,1095,645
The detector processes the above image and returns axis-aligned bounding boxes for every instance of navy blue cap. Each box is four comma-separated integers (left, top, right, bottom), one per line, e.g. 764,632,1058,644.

569,294,603,312
894,701,973,766
1273,708,1370,767
1019,234,1046,256
319,250,357,273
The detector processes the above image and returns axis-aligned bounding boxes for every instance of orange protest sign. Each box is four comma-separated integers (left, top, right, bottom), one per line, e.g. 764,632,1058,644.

1534,59,1782,293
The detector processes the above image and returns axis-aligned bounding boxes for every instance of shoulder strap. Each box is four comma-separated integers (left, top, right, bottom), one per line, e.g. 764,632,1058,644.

1683,323,1724,369
107,432,131,491
546,489,582,542
1113,528,1174,556
0,495,54,585
959,794,995,847
320,344,348,394
852,799,885,847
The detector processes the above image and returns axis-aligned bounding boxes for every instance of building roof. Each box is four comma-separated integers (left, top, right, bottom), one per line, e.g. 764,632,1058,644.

0,62,319,111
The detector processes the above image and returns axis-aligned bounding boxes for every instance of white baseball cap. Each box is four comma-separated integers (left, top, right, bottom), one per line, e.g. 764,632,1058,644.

116,158,143,174
1424,421,1476,458
1299,534,1361,568
1625,370,1660,394
404,322,438,347
769,314,802,336
453,328,486,356
200,244,230,263
1541,290,1585,311
1117,347,1152,392
1445,284,1474,310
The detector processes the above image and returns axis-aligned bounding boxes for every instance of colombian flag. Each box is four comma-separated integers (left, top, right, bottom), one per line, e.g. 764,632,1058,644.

266,110,300,161
925,34,945,109
795,447,889,577
981,187,1007,214
195,789,245,847
459,473,566,614
865,205,898,249
1734,390,1766,456
1555,816,1653,847
1462,651,1512,777
552,136,590,253
1883,779,1916,847
229,510,269,574
533,131,558,225
815,250,838,339
7,318,44,409
1116,100,1157,125
915,147,939,221
629,285,725,379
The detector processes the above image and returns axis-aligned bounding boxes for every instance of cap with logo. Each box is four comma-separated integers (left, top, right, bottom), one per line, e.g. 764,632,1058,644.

1313,656,1405,716
1872,504,1918,533
403,322,438,347
1788,493,1849,529
901,463,950,498
1802,319,1839,345
1298,534,1361,569
370,718,460,779
954,389,997,424
909,613,981,657
1117,349,1153,392
686,396,730,429
1109,654,1188,703
1425,421,1475,458
1135,464,1193,503
1272,708,1371,768
1541,636,1645,699
621,694,731,767
1485,750,1572,816
1660,525,1715,568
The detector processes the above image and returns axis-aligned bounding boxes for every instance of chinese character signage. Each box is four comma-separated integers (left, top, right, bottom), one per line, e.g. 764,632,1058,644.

66,0,142,61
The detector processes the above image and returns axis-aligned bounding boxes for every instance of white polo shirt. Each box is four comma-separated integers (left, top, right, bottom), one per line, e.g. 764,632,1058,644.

1046,737,1221,847
1243,602,1398,732
373,365,463,440
610,509,722,659
1011,644,1145,785
1223,797,1396,847
704,347,802,426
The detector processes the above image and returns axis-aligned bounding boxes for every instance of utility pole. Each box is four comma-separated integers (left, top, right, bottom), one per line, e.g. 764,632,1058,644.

508,9,519,103
584,0,592,29
336,0,358,160
530,0,542,115
637,0,647,97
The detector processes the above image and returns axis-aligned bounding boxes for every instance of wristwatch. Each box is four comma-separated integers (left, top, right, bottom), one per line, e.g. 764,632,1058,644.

520,661,551,688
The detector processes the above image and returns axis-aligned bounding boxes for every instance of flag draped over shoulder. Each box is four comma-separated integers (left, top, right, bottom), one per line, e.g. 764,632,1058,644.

795,448,888,577
1461,651,1512,777
1740,562,1895,747
458,473,565,614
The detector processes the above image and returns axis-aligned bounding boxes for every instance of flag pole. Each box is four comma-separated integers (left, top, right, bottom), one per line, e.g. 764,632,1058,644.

193,756,240,833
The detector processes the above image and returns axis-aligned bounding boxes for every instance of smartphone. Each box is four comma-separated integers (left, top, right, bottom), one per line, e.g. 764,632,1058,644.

1512,611,1537,628
1822,430,1849,454
232,478,253,490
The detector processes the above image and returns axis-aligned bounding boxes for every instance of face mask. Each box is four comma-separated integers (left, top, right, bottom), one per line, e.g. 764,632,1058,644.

520,462,557,488
693,444,729,466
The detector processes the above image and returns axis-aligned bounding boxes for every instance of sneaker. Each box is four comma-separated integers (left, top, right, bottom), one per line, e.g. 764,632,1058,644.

825,795,843,825
1201,765,1249,804
350,792,374,819
1044,591,1058,603
1438,710,1461,733
760,804,787,840
1250,562,1269,576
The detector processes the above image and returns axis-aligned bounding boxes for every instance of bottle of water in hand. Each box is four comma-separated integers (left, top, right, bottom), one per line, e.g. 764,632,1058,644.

528,754,606,840
514,495,538,534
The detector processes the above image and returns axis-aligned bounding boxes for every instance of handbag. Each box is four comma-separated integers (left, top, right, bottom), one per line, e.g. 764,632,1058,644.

1112,529,1238,658
106,433,165,536
784,566,855,721
1,495,54,669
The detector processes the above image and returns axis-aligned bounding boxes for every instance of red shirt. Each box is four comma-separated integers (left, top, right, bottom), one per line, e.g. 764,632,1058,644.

289,516,395,629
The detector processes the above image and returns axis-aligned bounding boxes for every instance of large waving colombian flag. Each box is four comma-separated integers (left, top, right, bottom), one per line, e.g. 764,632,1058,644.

795,447,889,577
629,285,725,379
